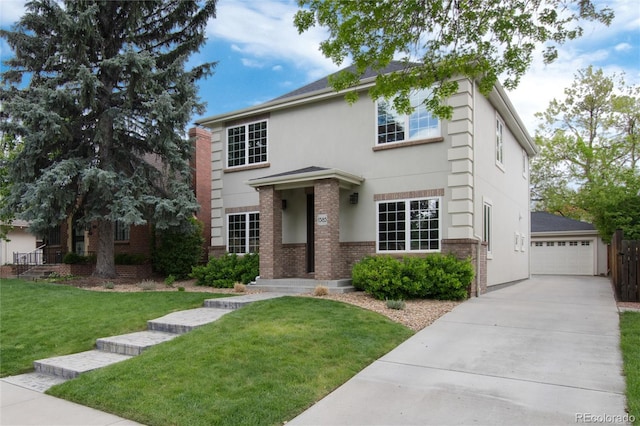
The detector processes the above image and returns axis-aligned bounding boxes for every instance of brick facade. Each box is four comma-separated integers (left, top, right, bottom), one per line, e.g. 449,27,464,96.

259,186,283,279
314,179,341,280
189,127,212,258
441,238,487,295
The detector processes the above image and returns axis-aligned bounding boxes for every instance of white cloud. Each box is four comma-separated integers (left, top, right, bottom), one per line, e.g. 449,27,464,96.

614,42,633,52
207,0,339,81
0,0,26,26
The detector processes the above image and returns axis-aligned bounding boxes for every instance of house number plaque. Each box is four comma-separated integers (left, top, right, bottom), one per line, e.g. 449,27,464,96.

317,214,328,226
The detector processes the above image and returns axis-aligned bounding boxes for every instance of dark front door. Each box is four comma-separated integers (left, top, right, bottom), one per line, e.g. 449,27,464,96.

306,193,315,273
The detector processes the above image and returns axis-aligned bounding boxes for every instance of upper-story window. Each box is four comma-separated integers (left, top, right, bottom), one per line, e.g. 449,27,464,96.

377,89,440,145
496,116,504,167
227,120,268,168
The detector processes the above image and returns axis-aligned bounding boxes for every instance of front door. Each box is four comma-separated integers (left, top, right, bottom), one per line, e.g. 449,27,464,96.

306,193,315,273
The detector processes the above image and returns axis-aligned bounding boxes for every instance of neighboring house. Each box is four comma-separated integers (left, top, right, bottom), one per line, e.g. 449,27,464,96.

32,128,212,269
1,220,37,265
531,211,608,276
196,62,537,293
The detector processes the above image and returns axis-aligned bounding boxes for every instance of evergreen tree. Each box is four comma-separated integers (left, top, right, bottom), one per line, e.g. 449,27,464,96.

0,0,217,277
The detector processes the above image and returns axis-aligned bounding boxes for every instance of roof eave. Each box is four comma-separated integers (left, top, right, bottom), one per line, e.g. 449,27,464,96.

246,168,365,191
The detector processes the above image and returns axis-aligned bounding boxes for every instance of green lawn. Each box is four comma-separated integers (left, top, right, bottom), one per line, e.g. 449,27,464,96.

1,278,413,425
620,311,640,425
0,278,229,376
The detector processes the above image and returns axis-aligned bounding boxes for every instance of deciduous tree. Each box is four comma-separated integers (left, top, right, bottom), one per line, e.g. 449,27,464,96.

531,66,640,241
0,0,217,277
294,0,613,118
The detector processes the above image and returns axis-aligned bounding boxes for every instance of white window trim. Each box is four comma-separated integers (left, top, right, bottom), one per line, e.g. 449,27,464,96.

375,197,441,254
375,90,441,146
483,199,493,258
226,119,269,169
226,211,260,254
495,114,505,171
522,149,528,179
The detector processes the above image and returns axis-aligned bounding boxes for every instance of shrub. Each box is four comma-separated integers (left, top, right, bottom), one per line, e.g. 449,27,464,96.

313,285,329,296
62,252,91,264
190,253,259,288
386,299,406,310
164,274,176,287
114,253,147,265
351,254,473,301
153,218,205,279
137,280,157,291
234,283,246,293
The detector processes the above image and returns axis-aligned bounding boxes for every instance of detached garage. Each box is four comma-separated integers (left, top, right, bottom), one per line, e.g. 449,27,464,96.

530,212,608,276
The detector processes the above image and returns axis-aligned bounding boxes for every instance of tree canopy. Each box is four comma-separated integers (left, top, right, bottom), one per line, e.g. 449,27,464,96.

531,66,640,241
294,0,613,118
0,0,217,277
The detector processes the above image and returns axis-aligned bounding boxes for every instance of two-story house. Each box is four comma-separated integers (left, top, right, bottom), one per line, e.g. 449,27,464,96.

196,62,537,294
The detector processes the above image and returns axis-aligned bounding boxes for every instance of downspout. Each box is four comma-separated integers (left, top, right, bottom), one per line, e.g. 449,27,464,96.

471,79,483,297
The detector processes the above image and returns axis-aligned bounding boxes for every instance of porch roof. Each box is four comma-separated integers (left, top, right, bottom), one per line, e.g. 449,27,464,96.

246,166,364,190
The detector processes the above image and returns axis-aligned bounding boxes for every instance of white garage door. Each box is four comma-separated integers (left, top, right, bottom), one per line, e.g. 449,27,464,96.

531,240,594,275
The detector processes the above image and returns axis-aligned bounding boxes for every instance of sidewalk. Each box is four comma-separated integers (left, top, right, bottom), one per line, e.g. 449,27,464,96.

290,275,630,425
0,380,140,425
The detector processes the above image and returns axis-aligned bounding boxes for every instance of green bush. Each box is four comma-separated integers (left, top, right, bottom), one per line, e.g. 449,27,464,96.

62,252,94,264
153,218,205,279
114,253,147,265
190,253,259,288
351,253,473,301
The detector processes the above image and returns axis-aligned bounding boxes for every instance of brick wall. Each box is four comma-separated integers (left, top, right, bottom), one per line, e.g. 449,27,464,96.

441,238,487,295
189,127,212,260
338,241,376,278
314,179,340,280
282,243,307,277
259,186,283,278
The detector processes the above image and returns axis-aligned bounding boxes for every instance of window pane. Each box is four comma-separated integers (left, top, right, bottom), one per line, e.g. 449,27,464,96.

378,201,405,251
408,90,439,139
228,214,247,253
247,121,268,164
377,101,405,144
228,126,246,167
409,198,439,250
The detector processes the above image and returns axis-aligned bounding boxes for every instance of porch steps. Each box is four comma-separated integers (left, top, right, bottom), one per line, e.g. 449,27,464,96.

17,265,57,280
6,293,285,393
251,278,356,294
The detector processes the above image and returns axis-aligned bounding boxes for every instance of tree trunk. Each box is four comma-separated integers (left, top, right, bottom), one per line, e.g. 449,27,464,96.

93,219,117,278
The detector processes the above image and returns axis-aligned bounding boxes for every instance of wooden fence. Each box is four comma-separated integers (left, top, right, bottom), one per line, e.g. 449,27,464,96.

611,229,640,302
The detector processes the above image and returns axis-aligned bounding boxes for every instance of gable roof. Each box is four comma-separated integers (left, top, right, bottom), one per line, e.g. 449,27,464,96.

531,211,596,233
271,61,409,102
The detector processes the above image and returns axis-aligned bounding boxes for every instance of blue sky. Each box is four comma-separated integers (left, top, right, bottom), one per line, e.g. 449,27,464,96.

1,0,639,135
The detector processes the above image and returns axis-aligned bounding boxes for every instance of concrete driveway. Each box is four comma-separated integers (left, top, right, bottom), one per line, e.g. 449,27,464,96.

290,275,630,425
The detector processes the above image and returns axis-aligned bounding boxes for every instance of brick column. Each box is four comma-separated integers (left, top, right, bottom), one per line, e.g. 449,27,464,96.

188,127,212,258
441,238,487,296
259,186,283,279
314,179,340,280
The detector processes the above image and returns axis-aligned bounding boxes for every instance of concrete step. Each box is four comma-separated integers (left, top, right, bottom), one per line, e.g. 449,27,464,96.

96,330,179,356
18,266,56,280
147,307,234,334
34,350,133,379
204,292,288,309
250,279,356,294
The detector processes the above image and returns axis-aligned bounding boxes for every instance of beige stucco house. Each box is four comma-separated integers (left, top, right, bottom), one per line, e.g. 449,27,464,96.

1,220,38,265
196,63,537,294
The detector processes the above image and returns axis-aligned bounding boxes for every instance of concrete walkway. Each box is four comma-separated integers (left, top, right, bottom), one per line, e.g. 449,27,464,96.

290,275,630,425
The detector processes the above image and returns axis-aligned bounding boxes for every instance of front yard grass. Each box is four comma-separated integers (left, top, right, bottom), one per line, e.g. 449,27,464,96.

48,297,412,425
620,311,640,425
0,278,229,377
